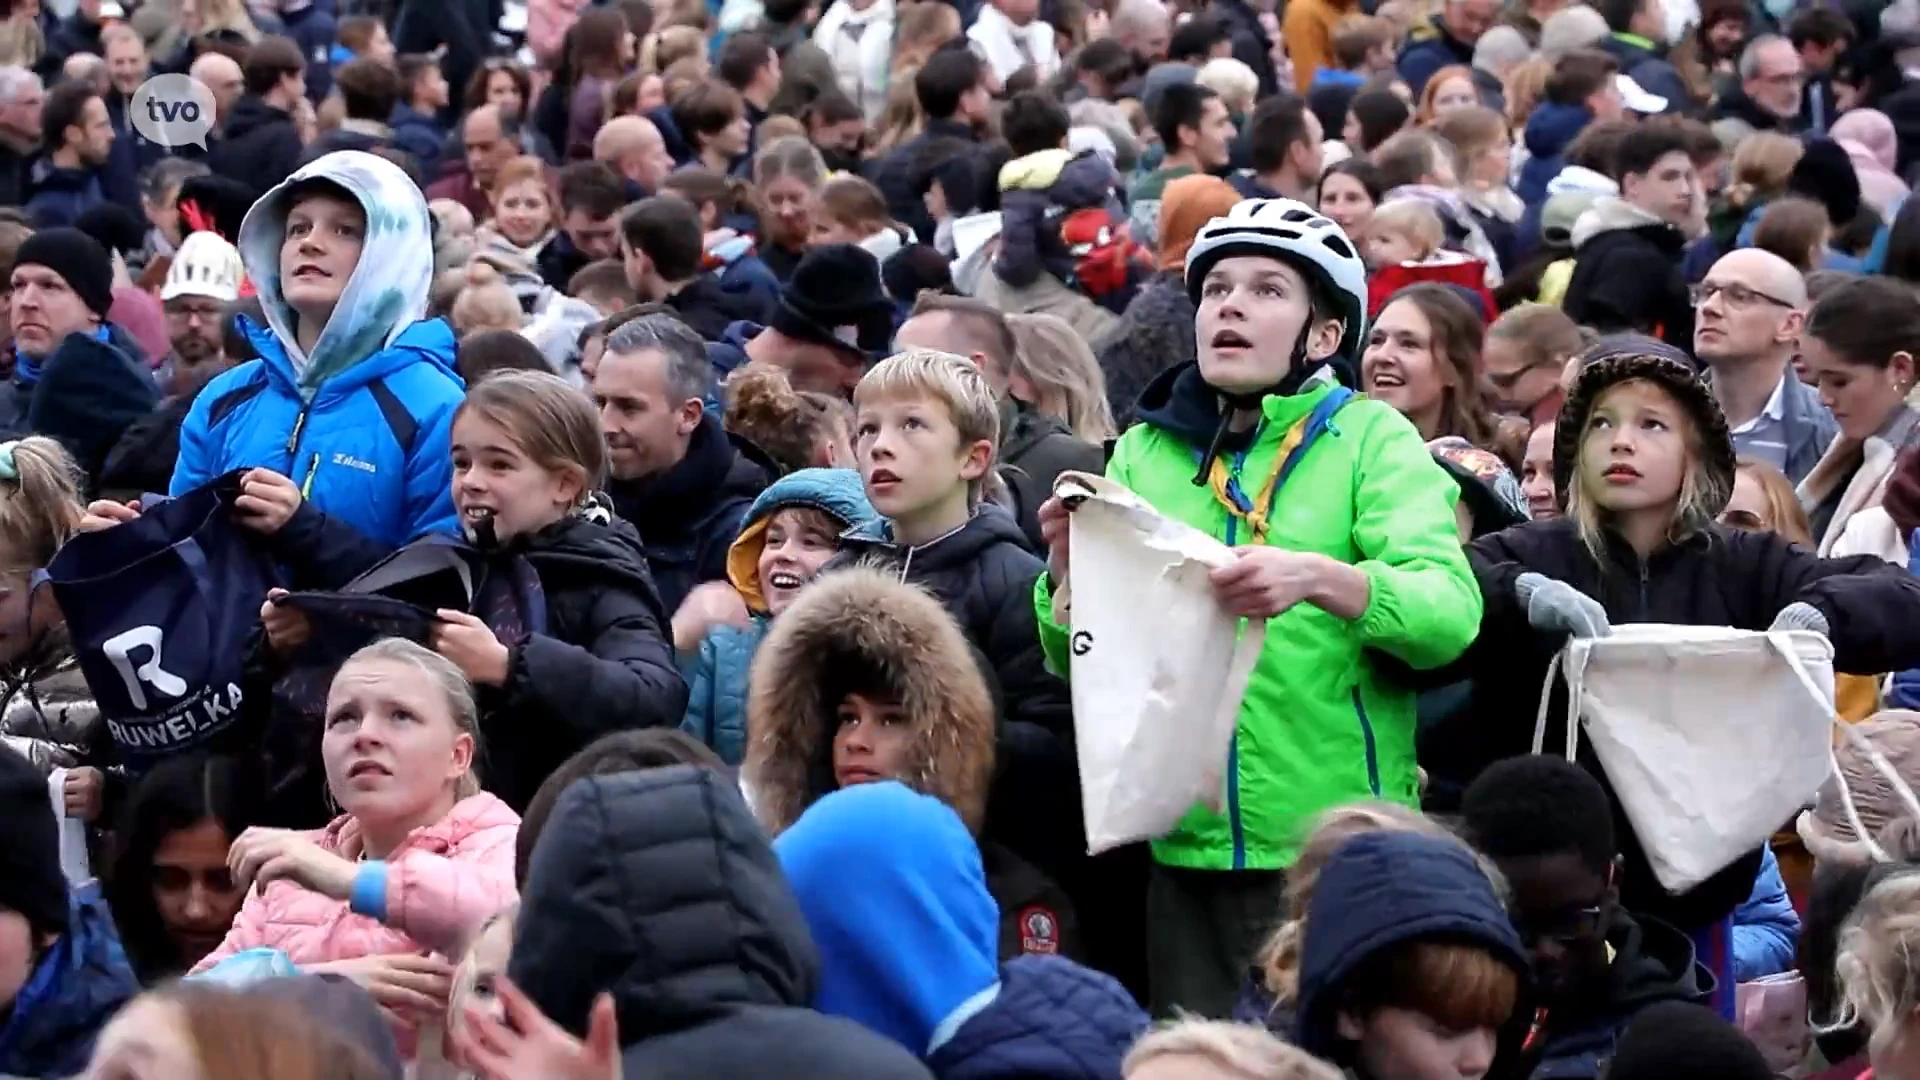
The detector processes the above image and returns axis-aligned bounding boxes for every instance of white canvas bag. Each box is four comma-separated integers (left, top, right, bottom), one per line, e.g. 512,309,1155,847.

1533,624,1836,893
1051,472,1268,854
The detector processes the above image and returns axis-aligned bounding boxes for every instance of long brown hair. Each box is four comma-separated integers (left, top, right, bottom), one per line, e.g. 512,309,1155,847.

570,7,632,80
1378,285,1512,462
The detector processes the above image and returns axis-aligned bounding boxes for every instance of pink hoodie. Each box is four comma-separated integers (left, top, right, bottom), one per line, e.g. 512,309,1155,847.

192,792,520,973
1831,109,1910,217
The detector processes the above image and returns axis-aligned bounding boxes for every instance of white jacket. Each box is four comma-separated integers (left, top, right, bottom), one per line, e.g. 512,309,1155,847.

814,0,895,124
966,4,1061,83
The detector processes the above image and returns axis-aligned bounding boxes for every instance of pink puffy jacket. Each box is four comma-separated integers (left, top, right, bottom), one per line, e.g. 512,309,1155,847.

191,792,520,973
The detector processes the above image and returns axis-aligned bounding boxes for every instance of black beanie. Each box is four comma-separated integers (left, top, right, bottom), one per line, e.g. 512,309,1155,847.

74,202,148,259
0,744,70,935
1607,1002,1774,1080
1788,136,1863,228
14,227,115,317
770,244,896,364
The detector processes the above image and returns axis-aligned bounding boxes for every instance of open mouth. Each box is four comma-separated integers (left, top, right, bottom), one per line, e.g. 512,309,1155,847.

767,570,804,590
1211,329,1253,350
1603,464,1642,480
461,506,496,523
346,760,389,779
869,468,901,486
1368,370,1405,389
292,264,330,281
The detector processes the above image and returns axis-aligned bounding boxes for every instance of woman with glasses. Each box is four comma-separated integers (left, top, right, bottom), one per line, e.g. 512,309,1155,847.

1484,303,1583,428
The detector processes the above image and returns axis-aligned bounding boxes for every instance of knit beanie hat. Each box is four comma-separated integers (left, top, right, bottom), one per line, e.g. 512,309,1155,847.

1158,174,1242,272
0,743,70,935
1553,341,1736,512
1607,1002,1773,1080
15,227,115,317
1788,136,1864,228
771,244,895,364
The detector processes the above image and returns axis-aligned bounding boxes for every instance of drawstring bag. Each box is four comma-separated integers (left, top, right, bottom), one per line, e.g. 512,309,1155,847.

1534,624,1837,894
46,470,279,772
1052,472,1268,854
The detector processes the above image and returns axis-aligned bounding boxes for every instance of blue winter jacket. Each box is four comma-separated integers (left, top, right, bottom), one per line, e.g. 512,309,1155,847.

925,955,1147,1080
0,884,141,1079
23,162,106,229
680,468,877,764
1733,847,1799,983
1517,102,1595,209
170,150,463,549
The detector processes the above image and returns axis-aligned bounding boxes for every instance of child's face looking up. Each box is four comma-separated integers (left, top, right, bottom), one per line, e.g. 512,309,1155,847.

1577,380,1690,516
833,692,911,789
758,508,841,616
1195,256,1341,395
855,394,991,523
280,191,366,327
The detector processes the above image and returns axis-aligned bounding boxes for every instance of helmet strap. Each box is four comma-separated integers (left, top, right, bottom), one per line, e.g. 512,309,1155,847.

1190,321,1321,486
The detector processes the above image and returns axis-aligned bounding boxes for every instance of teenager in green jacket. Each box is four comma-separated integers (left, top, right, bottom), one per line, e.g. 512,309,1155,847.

1034,198,1483,1018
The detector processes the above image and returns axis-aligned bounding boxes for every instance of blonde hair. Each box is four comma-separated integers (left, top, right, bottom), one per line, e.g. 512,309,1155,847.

872,76,926,157
450,280,525,337
1503,57,1552,128
1006,313,1117,442
1563,376,1727,562
645,25,706,74
1372,199,1445,258
1831,871,1920,1059
1726,132,1803,209
1431,105,1509,181
487,155,551,200
1196,57,1260,114
0,15,45,69
754,135,828,190
0,437,83,576
1123,1020,1344,1080
458,370,608,499
894,2,963,74
854,349,1002,504
818,174,894,234
448,903,518,1029
1729,457,1813,545
335,638,484,800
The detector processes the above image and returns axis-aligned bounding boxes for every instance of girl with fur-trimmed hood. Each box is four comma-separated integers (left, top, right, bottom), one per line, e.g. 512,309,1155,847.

744,567,1081,962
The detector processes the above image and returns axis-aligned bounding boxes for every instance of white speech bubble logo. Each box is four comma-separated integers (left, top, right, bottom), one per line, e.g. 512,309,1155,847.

129,74,217,150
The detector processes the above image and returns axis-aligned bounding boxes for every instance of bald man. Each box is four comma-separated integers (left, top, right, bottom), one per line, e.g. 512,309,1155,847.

1694,248,1833,482
1111,0,1171,63
593,115,675,196
190,53,245,127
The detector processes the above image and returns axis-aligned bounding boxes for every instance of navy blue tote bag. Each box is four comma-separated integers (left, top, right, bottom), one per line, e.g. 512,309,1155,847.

45,470,279,770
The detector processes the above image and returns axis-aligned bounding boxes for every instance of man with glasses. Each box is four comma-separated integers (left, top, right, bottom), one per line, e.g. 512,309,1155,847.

1693,249,1835,483
1462,755,1718,1080
1709,35,1804,152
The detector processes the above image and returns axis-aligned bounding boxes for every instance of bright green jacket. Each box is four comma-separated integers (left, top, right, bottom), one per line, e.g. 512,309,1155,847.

1033,382,1482,871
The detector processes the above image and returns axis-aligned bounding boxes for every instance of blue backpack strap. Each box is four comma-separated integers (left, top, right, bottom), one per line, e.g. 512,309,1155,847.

366,378,418,457
206,373,269,430
1272,386,1356,490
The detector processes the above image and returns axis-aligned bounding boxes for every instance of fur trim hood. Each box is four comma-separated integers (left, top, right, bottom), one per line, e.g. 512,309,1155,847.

743,568,995,836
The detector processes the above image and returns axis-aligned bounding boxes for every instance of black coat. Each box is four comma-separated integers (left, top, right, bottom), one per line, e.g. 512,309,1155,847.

867,118,980,247
664,276,766,343
537,230,593,293
1562,218,1693,347
1212,0,1281,97
510,766,937,1080
0,325,157,491
99,391,197,499
207,97,306,201
606,413,771,614
1446,517,1920,931
0,141,33,209
996,398,1106,552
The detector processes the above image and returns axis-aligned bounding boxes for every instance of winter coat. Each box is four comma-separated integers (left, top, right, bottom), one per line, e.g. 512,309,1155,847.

0,630,103,775
664,276,767,343
535,229,592,294
277,510,690,813
868,119,981,245
1733,847,1798,983
1525,908,1715,1080
0,140,33,209
1562,198,1693,347
1283,0,1359,93
813,0,895,123
1709,85,1798,153
174,150,463,550
1213,0,1281,96
0,884,140,1080
1602,34,1690,114
1036,364,1482,871
995,150,1124,292
925,956,1149,1080
100,384,214,499
23,162,106,229
207,97,306,201
509,766,937,1080
1516,102,1595,210
607,412,772,614
388,104,447,173
1450,515,1920,931
0,324,158,488
1396,14,1475,95
1800,407,1920,562
1097,272,1194,430
191,791,518,969
997,396,1106,553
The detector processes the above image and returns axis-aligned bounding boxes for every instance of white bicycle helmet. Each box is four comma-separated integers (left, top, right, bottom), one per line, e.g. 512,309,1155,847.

161,231,245,304
1183,197,1370,361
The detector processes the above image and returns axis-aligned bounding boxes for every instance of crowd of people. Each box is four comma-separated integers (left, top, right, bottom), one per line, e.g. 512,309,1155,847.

0,0,1915,1077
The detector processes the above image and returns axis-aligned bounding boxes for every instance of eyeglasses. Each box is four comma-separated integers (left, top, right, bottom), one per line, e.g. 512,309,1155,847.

1488,358,1555,392
1688,282,1797,309
1518,905,1606,946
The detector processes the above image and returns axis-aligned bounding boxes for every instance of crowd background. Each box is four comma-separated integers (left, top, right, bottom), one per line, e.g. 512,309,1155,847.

0,0,1918,1077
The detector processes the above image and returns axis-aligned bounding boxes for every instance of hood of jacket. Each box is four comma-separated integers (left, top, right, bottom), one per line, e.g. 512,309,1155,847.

221,96,294,143
998,149,1118,206
0,885,140,1077
1546,165,1619,198
1524,102,1595,159
1599,908,1713,1013
1134,361,1351,451
511,766,824,1037
725,468,878,609
236,149,436,397
744,568,996,835
772,782,1001,1056
927,954,1149,1080
838,503,1034,578
1570,196,1678,249
1293,832,1528,1061
26,159,97,194
1000,395,1082,463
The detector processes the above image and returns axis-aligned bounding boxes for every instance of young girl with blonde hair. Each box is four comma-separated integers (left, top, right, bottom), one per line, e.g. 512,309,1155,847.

1006,312,1116,443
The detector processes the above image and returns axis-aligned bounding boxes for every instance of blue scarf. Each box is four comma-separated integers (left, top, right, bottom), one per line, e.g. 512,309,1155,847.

15,325,110,388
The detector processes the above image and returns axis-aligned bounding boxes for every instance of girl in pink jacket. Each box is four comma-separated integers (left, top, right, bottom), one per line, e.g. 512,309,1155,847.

192,638,519,1040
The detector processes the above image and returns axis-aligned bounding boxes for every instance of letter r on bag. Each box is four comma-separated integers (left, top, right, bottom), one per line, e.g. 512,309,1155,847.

102,626,189,710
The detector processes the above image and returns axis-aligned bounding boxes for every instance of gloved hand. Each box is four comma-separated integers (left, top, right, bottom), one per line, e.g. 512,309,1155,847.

1771,601,1831,637
1515,572,1612,639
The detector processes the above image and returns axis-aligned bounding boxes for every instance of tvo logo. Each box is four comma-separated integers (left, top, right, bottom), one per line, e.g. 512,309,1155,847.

129,75,218,150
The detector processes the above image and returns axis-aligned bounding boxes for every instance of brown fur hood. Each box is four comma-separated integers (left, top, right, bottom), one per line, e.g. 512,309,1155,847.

744,567,996,836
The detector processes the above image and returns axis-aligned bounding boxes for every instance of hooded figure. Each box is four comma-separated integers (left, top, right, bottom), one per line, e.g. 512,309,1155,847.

745,568,1080,962
774,783,1148,1079
509,765,935,1080
171,150,464,549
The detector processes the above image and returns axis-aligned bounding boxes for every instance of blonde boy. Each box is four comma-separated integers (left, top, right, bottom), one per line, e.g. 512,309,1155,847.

1124,1020,1344,1080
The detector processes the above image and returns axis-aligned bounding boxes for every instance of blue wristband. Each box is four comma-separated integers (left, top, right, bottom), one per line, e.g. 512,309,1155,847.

349,860,390,922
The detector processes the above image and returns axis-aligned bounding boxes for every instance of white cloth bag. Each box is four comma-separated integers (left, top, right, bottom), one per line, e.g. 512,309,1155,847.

46,768,91,886
1052,472,1267,854
1533,624,1836,894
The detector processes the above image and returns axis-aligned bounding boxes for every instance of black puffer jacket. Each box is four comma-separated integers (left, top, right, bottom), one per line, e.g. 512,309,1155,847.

998,397,1106,552
607,413,771,614
1445,516,1920,931
206,97,305,201
511,766,937,1080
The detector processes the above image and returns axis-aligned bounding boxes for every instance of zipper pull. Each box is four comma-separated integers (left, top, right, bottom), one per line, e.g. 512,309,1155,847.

300,452,320,499
284,411,307,456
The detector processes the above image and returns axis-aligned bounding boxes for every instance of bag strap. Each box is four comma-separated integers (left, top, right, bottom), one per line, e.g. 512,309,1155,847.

1531,641,1588,761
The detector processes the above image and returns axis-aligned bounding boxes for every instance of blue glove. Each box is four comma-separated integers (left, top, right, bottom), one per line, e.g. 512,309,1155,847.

1771,601,1830,637
1515,572,1612,639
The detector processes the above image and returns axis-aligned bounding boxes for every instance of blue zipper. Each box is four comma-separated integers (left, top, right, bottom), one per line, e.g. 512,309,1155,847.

1352,686,1381,796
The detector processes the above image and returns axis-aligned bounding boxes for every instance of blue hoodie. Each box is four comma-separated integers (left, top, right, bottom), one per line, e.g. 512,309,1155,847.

0,884,141,1078
171,150,464,549
1293,831,1529,1064
774,783,1002,1057
1517,102,1596,209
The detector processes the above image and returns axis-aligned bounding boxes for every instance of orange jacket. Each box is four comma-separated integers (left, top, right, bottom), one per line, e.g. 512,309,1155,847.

1282,0,1358,93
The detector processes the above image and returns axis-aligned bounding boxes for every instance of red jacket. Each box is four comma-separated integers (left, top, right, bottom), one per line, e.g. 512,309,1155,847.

1367,253,1496,322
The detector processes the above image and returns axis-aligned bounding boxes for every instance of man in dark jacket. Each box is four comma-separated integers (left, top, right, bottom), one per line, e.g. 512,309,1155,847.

1398,0,1500,94
868,48,991,246
40,0,105,78
1209,0,1282,96
388,54,450,170
509,766,938,1080
299,57,399,165
621,196,766,341
894,293,1104,551
596,312,770,613
26,80,113,228
1789,7,1852,135
0,67,42,210
1462,756,1717,1079
1562,126,1696,345
100,25,160,216
538,162,627,293
207,35,309,200
1598,0,1689,114
1708,35,1803,151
